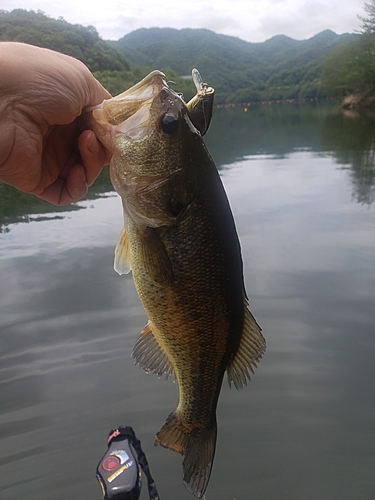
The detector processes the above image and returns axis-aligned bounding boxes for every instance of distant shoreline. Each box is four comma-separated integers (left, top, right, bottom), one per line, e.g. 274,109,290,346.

215,96,339,109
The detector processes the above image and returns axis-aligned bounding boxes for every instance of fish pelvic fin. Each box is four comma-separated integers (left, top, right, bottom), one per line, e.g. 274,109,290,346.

114,226,131,275
132,321,176,381
155,411,217,499
226,296,266,390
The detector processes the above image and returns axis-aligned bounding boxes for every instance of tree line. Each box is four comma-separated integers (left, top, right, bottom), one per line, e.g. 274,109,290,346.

322,0,375,100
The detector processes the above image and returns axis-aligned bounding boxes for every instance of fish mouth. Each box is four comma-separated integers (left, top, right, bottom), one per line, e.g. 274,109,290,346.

96,71,168,126
115,70,167,100
85,68,214,146
88,70,184,140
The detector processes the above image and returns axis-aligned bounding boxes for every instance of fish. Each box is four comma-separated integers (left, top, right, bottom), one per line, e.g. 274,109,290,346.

85,69,266,498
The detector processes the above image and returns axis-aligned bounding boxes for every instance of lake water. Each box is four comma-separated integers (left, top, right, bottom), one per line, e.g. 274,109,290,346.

1,101,375,500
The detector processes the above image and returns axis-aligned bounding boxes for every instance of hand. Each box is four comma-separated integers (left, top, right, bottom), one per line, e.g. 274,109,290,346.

0,42,112,205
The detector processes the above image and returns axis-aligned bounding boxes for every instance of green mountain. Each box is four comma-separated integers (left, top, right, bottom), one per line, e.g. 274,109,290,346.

0,9,130,72
117,28,350,75
0,10,197,96
0,9,357,102
114,28,357,102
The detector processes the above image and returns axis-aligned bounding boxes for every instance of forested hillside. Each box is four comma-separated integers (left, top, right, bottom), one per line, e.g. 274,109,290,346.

0,10,197,98
0,9,130,72
0,9,356,103
114,27,357,102
116,27,353,78
321,0,375,105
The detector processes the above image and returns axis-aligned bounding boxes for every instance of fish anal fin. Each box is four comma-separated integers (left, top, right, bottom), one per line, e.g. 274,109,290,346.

155,411,217,499
132,321,176,381
114,227,131,275
226,297,266,390
138,227,174,283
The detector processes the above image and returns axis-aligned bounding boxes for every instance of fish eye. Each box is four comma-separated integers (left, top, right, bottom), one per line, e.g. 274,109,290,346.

160,113,179,135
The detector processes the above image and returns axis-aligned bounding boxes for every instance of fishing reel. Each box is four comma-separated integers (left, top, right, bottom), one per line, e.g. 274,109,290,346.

96,426,160,500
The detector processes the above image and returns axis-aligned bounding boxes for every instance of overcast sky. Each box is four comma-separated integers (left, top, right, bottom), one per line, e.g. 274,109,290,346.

1,0,365,43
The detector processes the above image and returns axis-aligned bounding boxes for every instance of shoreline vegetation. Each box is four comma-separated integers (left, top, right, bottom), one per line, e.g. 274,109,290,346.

215,96,338,108
341,91,375,110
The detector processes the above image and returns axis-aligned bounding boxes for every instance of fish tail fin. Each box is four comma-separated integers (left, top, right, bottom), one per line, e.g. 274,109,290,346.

155,411,217,498
182,422,217,498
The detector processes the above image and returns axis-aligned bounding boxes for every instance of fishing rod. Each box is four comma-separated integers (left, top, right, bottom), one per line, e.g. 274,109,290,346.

96,426,160,500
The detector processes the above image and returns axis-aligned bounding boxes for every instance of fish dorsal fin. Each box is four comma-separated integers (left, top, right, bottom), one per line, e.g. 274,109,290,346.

226,296,266,390
114,227,132,275
132,321,176,381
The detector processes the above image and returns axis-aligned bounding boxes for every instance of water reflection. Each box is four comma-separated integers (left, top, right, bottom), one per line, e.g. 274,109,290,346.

321,110,375,204
2,100,375,234
206,100,337,162
1,103,375,500
0,166,113,232
206,102,375,207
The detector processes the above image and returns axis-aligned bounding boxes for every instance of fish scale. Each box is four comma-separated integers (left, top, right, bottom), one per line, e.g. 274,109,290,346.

85,69,265,498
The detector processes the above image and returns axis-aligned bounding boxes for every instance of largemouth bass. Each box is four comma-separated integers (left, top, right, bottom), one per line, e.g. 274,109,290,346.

86,70,265,498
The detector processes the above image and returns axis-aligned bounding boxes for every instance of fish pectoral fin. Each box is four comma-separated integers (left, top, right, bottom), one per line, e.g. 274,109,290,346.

226,296,266,390
132,321,176,381
138,227,174,283
114,227,132,275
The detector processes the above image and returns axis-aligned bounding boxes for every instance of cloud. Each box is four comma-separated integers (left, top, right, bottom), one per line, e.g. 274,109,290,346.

94,3,241,41
95,15,140,40
257,0,363,41
0,0,364,43
192,5,241,34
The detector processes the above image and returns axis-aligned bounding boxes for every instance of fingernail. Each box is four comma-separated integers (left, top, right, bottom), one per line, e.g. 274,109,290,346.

87,131,100,154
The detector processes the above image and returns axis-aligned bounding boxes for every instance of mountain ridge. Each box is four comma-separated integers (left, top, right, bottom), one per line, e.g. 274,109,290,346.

0,10,358,102
113,26,356,101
